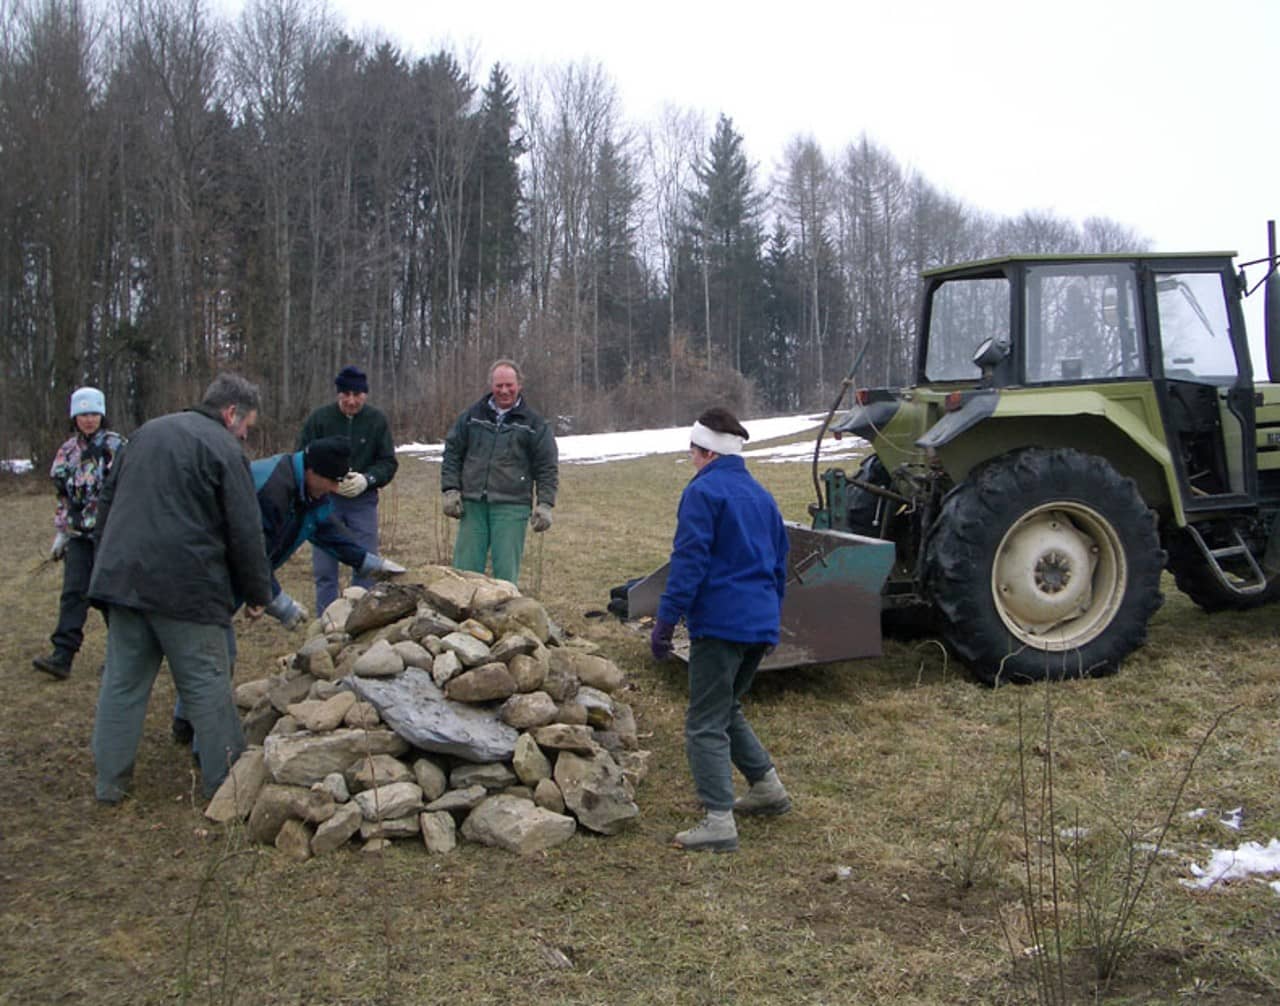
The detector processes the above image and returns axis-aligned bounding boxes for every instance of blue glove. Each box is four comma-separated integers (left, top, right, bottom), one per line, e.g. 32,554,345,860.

649,618,676,661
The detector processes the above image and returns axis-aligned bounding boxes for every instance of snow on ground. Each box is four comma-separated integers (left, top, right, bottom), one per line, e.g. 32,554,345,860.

398,413,867,465
1183,838,1280,894
1,459,33,474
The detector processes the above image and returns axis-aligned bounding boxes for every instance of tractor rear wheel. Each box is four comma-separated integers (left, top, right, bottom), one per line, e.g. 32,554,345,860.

924,448,1164,684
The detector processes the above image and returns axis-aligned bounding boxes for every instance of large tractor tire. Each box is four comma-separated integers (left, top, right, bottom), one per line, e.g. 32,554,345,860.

924,448,1164,685
1164,530,1280,612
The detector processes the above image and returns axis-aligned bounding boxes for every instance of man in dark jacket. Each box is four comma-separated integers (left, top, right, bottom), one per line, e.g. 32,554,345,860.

89,374,272,803
296,365,399,612
440,359,558,584
171,435,406,746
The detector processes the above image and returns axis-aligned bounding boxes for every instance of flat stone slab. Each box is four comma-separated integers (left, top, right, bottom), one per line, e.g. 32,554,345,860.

345,668,519,763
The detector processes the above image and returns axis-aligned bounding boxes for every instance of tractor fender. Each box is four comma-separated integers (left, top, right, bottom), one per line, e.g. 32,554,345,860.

915,390,998,448
917,386,1181,522
831,399,900,440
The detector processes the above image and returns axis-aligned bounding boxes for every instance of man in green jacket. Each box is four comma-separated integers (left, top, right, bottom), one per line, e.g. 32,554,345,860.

441,359,558,585
297,365,398,612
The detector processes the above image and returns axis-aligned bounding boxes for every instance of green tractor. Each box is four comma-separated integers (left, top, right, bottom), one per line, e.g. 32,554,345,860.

812,226,1280,684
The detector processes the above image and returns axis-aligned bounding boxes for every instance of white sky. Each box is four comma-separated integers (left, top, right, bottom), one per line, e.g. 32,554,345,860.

305,0,1279,361
319,0,1278,261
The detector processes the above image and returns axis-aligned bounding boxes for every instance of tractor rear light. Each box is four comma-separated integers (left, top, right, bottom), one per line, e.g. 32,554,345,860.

945,391,965,411
855,388,871,405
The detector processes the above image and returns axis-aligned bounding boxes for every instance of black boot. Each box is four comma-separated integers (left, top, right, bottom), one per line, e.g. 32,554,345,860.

32,651,73,680
171,717,195,746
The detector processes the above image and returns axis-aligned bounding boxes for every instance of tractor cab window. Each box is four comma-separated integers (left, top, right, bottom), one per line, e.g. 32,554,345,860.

1025,264,1144,383
924,277,1010,381
1155,272,1236,383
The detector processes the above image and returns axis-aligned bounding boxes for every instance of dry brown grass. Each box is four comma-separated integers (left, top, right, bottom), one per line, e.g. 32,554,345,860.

3,435,1280,1005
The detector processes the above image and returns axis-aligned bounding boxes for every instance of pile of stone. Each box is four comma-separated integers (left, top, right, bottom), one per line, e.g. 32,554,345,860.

204,567,649,859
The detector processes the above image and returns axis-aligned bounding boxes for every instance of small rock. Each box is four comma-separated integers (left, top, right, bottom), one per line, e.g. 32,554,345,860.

412,757,448,802
534,778,565,814
353,781,424,822
424,785,488,814
275,819,313,862
311,802,362,855
500,691,558,729
450,762,517,791
352,639,405,678
420,811,457,853
445,662,517,703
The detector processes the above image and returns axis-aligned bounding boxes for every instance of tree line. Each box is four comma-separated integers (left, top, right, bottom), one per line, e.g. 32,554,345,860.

1,0,1147,467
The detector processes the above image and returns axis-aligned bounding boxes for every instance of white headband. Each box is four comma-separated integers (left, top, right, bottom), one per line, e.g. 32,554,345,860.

690,420,745,456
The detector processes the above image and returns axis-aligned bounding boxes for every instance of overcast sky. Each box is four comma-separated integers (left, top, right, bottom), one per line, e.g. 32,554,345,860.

222,0,1279,354
318,0,1276,256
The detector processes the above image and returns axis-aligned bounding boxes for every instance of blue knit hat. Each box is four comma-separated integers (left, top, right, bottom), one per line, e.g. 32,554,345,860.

335,366,369,393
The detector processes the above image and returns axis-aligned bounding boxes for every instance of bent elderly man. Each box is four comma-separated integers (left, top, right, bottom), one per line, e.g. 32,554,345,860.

170,434,406,747
89,374,272,803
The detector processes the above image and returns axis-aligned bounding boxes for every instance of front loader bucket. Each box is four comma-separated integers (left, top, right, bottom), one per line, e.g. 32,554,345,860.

626,522,895,670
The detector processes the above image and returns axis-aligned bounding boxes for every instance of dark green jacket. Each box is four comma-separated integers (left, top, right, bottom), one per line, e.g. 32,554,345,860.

441,395,558,507
296,402,398,492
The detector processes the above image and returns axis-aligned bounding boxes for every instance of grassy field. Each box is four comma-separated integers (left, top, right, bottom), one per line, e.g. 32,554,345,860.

2,435,1279,1005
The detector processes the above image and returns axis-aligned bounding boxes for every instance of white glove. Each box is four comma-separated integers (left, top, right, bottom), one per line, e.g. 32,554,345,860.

360,553,406,579
336,472,368,498
530,503,553,533
265,591,308,629
442,489,464,519
49,531,70,561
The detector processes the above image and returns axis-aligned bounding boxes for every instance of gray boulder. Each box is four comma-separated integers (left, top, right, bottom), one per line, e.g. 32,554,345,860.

346,668,519,762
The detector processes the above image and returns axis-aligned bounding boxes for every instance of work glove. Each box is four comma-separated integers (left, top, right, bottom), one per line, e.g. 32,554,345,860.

336,472,368,498
360,553,406,580
49,531,70,561
529,502,553,533
442,489,464,519
264,591,308,630
649,618,676,661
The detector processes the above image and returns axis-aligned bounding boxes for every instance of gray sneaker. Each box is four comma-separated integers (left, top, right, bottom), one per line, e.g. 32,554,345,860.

674,810,738,853
734,768,792,816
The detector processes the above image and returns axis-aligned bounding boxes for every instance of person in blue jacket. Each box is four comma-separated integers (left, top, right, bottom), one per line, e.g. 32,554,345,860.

171,435,404,745
650,407,793,852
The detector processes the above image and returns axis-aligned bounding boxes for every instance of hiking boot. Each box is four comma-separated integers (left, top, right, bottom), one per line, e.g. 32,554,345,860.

171,717,195,746
32,652,73,680
673,810,738,853
734,768,792,816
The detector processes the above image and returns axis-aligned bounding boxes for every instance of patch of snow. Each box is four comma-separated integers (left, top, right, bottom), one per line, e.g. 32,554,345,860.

1219,807,1243,831
1,458,33,474
1182,838,1280,892
398,413,866,466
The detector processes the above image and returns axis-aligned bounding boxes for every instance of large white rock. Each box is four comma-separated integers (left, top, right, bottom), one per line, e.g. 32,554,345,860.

461,794,576,854
264,728,408,786
205,749,268,823
554,749,640,835
353,781,424,821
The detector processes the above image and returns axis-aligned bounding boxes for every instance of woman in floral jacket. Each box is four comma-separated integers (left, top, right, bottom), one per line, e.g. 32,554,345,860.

33,387,125,679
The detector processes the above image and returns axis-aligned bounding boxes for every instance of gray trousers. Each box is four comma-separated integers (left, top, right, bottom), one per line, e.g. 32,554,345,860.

684,637,774,812
93,606,244,802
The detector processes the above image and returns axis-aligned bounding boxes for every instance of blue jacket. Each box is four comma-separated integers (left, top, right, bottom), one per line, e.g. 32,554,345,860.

253,452,368,600
657,455,789,645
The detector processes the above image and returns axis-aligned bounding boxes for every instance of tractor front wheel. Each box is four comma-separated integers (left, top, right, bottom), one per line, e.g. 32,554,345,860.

924,448,1164,684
